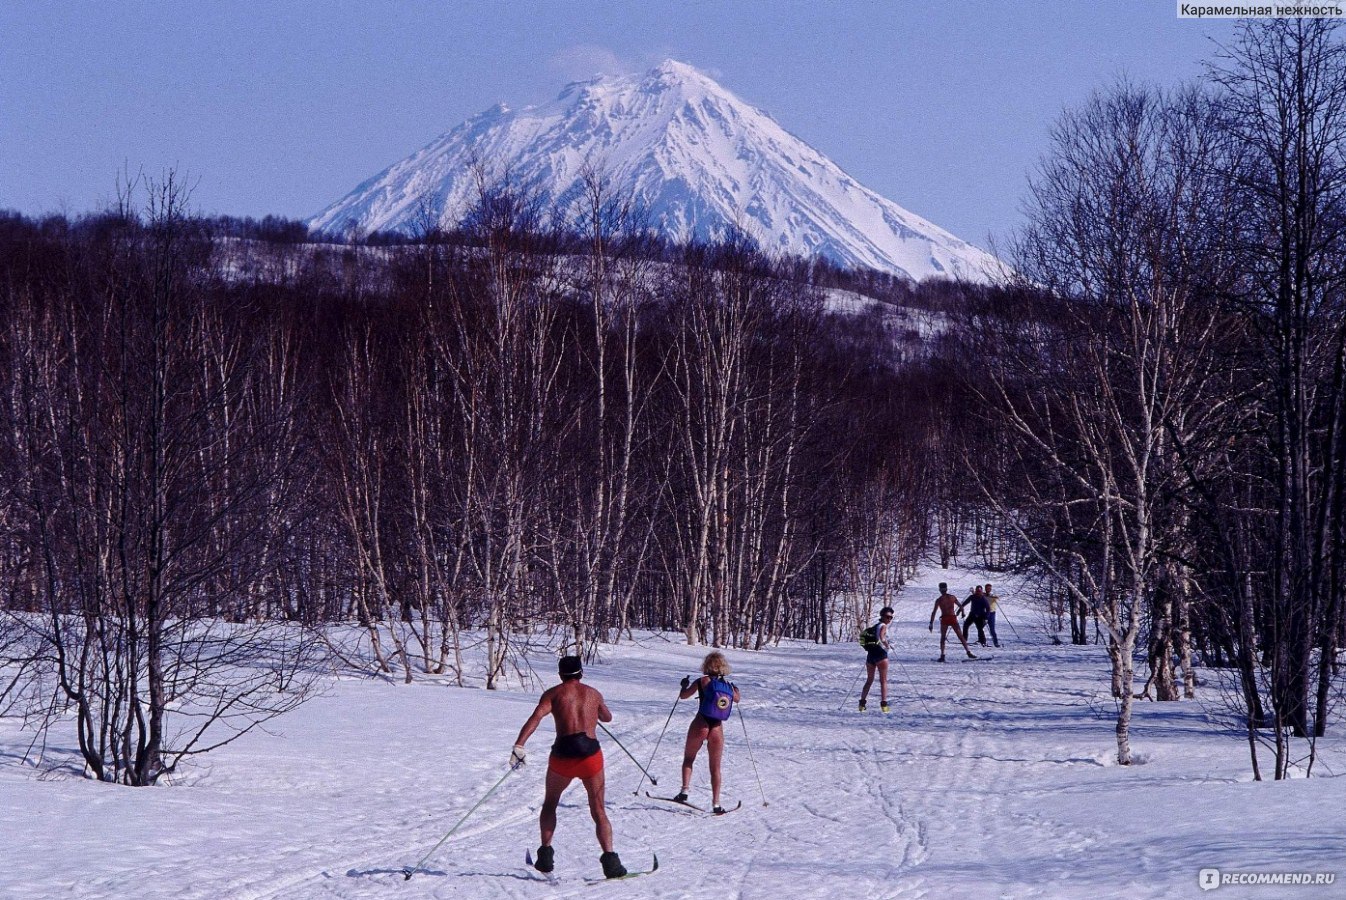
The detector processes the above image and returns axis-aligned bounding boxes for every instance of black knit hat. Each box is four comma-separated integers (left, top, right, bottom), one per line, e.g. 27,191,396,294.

559,655,583,678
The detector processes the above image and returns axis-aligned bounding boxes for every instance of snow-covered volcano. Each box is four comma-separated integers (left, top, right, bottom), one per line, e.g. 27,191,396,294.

309,60,999,282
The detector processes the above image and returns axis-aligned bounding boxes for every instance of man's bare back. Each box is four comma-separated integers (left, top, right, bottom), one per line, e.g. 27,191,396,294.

533,680,611,740
512,657,626,877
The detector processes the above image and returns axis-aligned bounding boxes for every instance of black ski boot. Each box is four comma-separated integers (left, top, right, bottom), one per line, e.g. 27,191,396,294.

713,805,727,815
534,845,554,873
600,851,627,879
858,699,867,712
672,790,689,803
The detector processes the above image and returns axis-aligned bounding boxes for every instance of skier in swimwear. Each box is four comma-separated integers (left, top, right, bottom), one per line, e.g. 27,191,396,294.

929,582,977,662
513,655,627,879
675,651,741,814
859,606,895,712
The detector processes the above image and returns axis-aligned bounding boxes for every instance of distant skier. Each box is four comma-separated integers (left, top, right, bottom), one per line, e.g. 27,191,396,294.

674,651,741,815
858,606,895,712
512,655,628,879
929,583,977,661
960,585,991,647
984,583,1002,648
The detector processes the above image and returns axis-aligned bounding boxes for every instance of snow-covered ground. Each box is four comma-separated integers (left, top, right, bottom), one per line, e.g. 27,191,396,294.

2,565,1343,899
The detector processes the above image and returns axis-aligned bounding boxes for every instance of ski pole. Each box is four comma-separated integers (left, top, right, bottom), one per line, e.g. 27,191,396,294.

999,609,1023,641
634,691,682,795
890,655,934,715
598,722,659,786
404,758,522,880
735,705,769,807
839,666,865,711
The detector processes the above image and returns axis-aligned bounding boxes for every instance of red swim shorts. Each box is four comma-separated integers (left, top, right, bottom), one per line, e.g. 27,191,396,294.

548,749,604,780
941,613,959,627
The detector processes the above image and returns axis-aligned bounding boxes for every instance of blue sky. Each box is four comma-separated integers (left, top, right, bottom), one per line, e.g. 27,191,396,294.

1,1,1238,250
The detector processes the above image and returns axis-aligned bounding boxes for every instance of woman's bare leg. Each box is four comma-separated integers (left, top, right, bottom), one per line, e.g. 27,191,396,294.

706,724,725,807
680,718,709,793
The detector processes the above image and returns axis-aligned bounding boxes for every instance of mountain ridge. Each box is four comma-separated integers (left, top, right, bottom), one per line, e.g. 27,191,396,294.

309,60,1000,282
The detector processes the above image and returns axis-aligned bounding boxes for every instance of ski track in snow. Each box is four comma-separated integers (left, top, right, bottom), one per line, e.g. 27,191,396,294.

2,566,1344,899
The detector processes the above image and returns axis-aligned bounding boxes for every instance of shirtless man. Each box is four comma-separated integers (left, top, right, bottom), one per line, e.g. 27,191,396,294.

928,582,977,662
513,655,627,879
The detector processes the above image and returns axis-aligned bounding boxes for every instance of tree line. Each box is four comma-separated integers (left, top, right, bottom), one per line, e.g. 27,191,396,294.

2,19,1342,785
0,172,951,783
946,19,1346,777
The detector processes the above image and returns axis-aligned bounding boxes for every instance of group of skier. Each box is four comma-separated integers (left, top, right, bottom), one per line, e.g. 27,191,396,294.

860,582,1006,712
503,583,1007,880
931,582,1001,656
510,651,739,879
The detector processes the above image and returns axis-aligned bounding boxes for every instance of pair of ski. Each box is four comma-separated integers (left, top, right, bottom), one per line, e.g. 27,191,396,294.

525,849,659,885
644,791,742,816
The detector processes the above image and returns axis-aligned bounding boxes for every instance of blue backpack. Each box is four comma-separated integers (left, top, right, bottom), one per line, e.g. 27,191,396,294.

698,676,735,721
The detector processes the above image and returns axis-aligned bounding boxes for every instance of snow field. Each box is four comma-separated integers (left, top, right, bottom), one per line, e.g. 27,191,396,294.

1,565,1343,899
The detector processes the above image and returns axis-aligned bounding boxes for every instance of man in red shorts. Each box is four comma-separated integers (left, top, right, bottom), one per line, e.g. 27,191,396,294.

512,655,627,879
929,582,977,662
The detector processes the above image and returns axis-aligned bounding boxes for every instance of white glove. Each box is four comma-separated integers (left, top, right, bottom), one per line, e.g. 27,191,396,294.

510,745,527,767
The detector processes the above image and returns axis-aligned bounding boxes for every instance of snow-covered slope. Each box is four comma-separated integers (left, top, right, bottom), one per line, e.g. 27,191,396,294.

309,60,1001,283
5,562,1342,898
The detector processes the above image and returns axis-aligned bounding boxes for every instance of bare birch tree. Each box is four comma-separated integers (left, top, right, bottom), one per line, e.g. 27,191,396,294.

986,83,1233,763
1209,20,1346,754
0,177,318,784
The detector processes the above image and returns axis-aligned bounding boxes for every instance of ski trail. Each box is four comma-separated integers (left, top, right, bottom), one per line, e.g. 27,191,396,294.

11,595,1343,899
706,643,925,899
226,769,543,900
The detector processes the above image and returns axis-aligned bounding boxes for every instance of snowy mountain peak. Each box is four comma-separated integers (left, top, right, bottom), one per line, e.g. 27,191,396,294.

309,61,1000,282
651,58,700,78
643,58,723,93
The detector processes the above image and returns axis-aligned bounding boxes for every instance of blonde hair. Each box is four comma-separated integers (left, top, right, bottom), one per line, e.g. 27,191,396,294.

701,651,731,677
